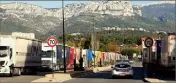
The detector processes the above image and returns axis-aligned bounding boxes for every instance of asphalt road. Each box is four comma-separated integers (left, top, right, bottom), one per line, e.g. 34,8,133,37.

1,61,174,83
63,61,145,83
0,72,47,83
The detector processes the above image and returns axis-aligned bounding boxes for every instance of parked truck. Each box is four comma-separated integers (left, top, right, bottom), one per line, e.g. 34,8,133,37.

142,32,176,76
0,35,42,76
41,43,72,71
41,43,59,71
157,32,176,72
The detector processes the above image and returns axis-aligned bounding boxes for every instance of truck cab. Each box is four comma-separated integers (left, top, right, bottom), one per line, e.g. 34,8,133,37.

0,46,13,75
41,43,59,71
41,50,57,70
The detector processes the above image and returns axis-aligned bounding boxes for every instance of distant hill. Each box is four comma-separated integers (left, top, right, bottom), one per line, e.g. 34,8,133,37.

142,3,175,21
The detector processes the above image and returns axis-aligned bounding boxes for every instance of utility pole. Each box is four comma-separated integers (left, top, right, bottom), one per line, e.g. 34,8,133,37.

93,16,96,68
62,0,66,73
0,19,2,44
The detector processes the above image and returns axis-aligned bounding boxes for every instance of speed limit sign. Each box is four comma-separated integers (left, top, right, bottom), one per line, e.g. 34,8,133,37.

46,36,58,47
144,37,153,48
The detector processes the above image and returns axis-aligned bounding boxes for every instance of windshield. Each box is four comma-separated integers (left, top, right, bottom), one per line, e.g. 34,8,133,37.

115,64,131,68
0,46,8,50
116,60,129,63
40,51,54,58
0,46,8,57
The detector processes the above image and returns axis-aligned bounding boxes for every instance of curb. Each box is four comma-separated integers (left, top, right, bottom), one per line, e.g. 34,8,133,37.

70,70,94,78
144,78,167,83
45,70,94,78
144,78,151,83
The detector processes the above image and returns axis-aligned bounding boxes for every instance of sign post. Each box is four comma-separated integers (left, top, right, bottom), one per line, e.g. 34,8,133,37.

144,37,154,63
46,36,58,80
144,37,153,77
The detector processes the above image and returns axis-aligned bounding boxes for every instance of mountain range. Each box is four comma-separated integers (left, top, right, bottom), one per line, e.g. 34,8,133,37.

0,1,175,38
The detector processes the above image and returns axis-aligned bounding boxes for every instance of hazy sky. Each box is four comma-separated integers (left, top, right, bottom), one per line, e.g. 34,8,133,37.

1,1,160,8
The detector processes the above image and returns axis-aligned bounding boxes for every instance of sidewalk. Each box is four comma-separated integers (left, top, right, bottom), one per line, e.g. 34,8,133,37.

143,67,175,83
31,66,110,82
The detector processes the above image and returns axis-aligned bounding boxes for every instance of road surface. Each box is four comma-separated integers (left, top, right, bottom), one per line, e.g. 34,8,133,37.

0,72,48,82
0,61,174,83
63,61,146,83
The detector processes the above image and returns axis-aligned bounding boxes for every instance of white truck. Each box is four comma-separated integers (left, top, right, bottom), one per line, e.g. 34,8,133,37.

41,43,72,71
142,32,176,76
40,43,60,71
158,32,176,72
0,35,42,76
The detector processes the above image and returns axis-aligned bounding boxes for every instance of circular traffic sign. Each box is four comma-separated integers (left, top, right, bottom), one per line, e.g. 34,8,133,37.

46,36,58,47
144,37,153,47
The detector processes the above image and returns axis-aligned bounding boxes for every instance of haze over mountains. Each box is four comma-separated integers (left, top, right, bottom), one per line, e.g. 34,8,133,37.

0,1,175,37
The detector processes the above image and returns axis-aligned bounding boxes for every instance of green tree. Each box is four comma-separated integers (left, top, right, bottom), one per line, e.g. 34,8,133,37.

83,40,91,49
121,48,139,59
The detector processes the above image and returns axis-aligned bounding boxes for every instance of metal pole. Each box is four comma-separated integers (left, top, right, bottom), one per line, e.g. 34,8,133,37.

80,38,83,70
93,17,96,68
149,47,151,64
0,19,2,44
52,47,54,79
62,0,66,73
0,19,5,44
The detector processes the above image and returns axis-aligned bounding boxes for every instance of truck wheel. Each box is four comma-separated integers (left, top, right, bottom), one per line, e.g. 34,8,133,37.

9,69,13,77
55,65,59,71
8,65,14,77
17,68,21,76
15,68,21,76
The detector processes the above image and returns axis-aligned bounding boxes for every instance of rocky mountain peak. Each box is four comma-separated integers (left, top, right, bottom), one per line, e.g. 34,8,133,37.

85,1,141,16
0,1,142,19
141,1,175,7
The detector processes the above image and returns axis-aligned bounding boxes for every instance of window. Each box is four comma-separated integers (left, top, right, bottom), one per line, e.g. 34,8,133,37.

0,46,8,50
10,48,12,59
115,64,130,68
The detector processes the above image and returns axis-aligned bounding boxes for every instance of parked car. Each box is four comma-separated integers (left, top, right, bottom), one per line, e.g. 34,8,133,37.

111,62,133,78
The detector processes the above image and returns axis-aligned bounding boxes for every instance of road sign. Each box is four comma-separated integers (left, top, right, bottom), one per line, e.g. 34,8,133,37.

46,36,58,47
144,37,153,48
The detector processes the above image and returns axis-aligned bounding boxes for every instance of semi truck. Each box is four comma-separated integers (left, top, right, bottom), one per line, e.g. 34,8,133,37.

41,43,59,71
41,43,72,71
0,35,42,76
142,32,176,76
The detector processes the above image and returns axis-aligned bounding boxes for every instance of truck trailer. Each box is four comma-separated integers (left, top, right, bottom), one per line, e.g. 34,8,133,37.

142,32,176,76
0,35,42,76
157,33,176,72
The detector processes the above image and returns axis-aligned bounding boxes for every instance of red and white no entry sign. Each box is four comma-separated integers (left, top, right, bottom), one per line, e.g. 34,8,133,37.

46,36,58,47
